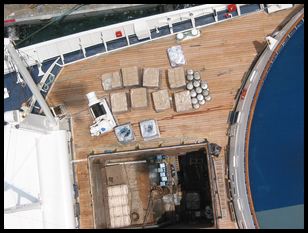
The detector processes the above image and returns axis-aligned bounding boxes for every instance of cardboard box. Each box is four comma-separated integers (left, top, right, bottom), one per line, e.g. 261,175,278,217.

143,68,160,88
168,67,186,89
101,73,113,91
174,90,192,112
106,165,126,186
101,71,123,90
130,87,148,109
121,66,140,87
111,71,123,89
110,92,129,113
152,89,171,112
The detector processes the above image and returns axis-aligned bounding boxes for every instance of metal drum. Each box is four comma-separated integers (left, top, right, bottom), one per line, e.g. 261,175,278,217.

190,89,197,98
186,74,194,81
194,71,201,80
186,82,194,90
205,95,212,101
199,99,205,105
186,69,194,75
197,94,204,101
201,82,208,90
202,90,209,96
195,87,202,94
193,103,200,109
193,80,200,88
191,97,198,105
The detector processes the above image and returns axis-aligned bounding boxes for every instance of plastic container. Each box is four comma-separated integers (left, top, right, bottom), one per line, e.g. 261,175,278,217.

167,45,186,67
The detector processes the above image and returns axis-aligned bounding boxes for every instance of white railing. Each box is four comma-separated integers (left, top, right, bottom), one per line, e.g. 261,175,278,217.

227,7,303,229
4,4,255,74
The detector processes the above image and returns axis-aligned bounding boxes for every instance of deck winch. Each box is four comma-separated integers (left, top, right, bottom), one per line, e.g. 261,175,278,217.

86,92,117,136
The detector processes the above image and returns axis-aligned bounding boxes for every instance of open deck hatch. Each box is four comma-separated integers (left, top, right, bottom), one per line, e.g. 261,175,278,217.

88,143,216,229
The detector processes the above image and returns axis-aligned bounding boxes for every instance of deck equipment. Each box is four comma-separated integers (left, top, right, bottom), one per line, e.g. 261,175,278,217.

86,92,117,136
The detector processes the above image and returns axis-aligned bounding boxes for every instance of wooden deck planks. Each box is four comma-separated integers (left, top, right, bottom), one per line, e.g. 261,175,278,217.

46,8,296,229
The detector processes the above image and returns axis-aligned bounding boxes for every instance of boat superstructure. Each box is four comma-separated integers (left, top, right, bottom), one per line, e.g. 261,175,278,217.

4,4,294,113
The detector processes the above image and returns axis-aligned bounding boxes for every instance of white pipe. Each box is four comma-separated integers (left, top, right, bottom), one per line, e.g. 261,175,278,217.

4,202,41,214
106,160,147,166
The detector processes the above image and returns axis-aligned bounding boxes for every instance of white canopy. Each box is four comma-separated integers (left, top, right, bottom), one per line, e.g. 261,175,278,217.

4,124,76,229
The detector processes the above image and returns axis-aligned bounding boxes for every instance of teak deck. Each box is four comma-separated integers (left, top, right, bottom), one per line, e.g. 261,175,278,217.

46,8,296,229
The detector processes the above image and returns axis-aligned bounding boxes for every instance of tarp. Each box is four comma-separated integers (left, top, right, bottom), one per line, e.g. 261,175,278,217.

4,125,76,229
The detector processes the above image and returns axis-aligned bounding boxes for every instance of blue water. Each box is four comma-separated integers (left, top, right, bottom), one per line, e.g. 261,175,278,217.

248,22,304,228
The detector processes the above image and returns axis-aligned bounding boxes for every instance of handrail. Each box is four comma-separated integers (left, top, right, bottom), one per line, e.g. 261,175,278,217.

27,57,61,114
227,7,304,229
4,4,257,74
244,10,304,228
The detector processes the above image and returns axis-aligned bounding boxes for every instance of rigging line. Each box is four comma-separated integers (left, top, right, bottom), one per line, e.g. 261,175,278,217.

4,50,14,74
17,49,39,66
16,47,36,70
15,4,86,47
14,49,34,77
70,108,89,116
7,60,15,74
8,59,18,74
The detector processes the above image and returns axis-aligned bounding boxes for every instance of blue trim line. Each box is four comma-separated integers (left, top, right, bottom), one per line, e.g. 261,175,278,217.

106,37,128,51
173,19,193,33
